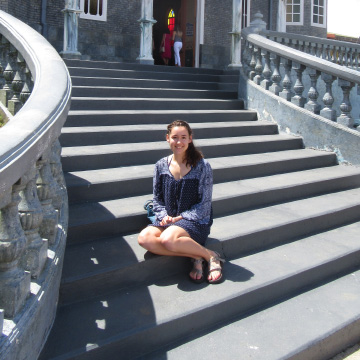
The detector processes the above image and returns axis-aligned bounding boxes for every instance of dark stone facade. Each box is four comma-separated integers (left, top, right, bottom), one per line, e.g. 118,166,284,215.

202,0,232,68
0,0,328,68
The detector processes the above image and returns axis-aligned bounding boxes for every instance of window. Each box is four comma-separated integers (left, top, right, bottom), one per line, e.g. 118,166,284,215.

80,0,107,21
168,9,175,36
286,0,303,25
242,0,251,28
311,0,326,28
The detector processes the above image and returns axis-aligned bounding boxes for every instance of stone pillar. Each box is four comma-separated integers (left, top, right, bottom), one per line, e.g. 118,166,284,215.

61,0,82,59
228,0,242,68
137,0,156,65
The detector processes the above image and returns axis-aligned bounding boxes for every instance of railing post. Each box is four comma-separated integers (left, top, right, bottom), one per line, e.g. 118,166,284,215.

320,73,336,121
305,68,321,114
0,186,31,318
8,51,24,115
269,54,282,95
18,165,48,279
253,47,263,85
279,58,293,101
291,62,306,107
337,79,355,128
261,50,272,90
36,151,59,247
0,43,15,108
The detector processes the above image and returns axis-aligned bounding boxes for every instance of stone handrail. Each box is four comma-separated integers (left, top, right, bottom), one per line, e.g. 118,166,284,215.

241,26,360,128
261,30,360,70
0,10,71,360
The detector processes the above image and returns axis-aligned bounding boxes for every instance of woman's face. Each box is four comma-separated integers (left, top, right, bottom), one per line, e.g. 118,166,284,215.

166,126,192,156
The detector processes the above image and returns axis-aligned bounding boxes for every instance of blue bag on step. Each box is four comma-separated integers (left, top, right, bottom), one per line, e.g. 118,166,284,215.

144,200,156,224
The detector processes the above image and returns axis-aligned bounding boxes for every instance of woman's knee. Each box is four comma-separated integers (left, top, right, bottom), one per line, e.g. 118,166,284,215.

138,228,157,249
160,231,181,252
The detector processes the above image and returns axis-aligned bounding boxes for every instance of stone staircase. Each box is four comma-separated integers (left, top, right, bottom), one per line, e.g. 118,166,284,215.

40,60,360,360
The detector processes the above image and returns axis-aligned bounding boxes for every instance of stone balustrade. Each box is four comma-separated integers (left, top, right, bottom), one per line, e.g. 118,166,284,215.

242,26,360,129
262,30,360,71
0,10,71,360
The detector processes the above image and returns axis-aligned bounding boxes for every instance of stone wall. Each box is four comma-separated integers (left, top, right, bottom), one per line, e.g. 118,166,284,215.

202,0,232,69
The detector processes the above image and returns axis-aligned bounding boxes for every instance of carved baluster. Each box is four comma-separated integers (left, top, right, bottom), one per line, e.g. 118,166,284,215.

337,79,355,128
356,51,360,71
320,73,336,121
261,50,272,90
304,41,310,54
18,165,48,279
298,40,304,52
8,51,25,115
242,41,250,76
0,187,30,318
324,45,331,62
291,62,306,107
356,85,360,129
351,50,358,70
0,43,15,107
50,140,67,212
305,69,321,114
269,54,282,95
279,58,293,101
331,46,336,63
0,35,7,89
248,44,256,80
36,151,58,247
253,47,263,85
20,64,32,105
339,47,345,65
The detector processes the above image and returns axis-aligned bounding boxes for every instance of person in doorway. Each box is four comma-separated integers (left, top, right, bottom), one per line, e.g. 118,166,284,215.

172,25,183,67
160,29,171,65
138,120,224,284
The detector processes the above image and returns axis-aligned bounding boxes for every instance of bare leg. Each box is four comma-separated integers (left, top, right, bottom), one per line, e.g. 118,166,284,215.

138,225,221,281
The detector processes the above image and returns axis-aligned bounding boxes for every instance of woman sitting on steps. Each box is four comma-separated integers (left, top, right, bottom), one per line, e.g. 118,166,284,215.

138,120,224,284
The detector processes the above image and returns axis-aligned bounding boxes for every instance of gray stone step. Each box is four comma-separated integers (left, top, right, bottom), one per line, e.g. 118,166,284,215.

60,121,278,147
71,85,238,99
70,97,245,111
141,268,360,360
61,135,303,172
65,149,337,204
64,59,233,75
64,109,258,127
61,166,360,302
71,76,222,90
68,66,235,83
66,183,360,247
39,221,360,359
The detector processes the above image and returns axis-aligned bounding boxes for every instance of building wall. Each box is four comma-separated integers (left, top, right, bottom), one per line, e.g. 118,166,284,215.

0,0,328,66
202,0,232,68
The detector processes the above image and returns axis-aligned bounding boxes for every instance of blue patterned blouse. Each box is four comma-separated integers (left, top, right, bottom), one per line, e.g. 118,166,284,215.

152,156,213,226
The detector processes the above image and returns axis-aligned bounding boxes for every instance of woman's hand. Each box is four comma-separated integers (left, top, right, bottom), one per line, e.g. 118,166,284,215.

160,215,182,226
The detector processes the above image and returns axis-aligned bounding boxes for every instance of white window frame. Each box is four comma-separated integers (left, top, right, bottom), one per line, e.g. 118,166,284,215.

311,0,327,28
79,0,107,21
286,0,304,26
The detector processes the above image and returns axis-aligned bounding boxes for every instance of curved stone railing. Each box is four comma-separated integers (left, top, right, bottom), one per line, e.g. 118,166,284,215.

0,11,71,360
241,26,360,128
262,30,360,71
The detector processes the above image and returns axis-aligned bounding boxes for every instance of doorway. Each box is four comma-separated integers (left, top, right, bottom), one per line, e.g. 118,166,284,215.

153,0,197,67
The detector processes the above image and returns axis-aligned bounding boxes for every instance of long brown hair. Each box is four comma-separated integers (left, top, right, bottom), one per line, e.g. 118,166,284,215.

167,120,203,168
